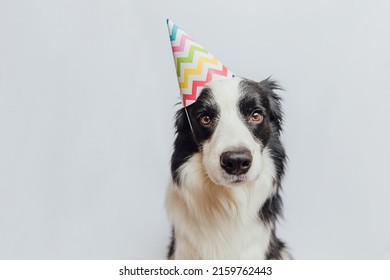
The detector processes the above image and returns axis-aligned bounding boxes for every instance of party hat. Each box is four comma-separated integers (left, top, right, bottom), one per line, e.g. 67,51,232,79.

167,19,235,107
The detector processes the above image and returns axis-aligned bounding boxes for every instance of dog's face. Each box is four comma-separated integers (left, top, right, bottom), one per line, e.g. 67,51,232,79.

172,77,283,188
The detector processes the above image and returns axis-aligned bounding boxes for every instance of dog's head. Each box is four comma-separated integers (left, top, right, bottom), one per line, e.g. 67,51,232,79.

171,77,285,188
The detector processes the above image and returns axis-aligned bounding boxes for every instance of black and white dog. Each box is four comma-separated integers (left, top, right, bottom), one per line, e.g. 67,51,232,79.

165,77,289,259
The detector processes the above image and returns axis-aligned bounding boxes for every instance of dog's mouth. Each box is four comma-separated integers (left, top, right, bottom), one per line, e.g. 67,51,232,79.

231,176,245,184
218,174,249,187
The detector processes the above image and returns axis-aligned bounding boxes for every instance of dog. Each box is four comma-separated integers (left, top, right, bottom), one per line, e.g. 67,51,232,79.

165,76,290,259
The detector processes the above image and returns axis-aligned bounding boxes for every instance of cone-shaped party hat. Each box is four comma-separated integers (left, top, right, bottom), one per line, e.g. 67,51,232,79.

167,19,235,107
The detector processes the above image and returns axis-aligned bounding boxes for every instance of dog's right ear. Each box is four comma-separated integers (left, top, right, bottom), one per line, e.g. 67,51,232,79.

174,108,189,133
259,78,284,133
171,108,198,183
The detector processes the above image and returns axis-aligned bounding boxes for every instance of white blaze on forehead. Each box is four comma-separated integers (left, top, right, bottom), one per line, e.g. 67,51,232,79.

206,77,254,150
206,77,243,116
202,77,263,186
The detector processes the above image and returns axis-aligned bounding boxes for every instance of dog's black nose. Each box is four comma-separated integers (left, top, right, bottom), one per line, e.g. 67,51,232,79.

220,149,253,175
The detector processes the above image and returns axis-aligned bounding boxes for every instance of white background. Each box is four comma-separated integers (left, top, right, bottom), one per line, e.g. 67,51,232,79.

1,0,390,259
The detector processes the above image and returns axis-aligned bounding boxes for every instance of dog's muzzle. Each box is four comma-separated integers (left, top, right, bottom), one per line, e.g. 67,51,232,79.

220,149,253,175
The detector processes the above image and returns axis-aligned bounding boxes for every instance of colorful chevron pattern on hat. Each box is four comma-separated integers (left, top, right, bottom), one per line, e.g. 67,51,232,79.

167,19,235,107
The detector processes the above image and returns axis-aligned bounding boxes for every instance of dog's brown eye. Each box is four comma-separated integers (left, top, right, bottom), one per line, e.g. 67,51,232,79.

200,115,212,126
249,110,263,123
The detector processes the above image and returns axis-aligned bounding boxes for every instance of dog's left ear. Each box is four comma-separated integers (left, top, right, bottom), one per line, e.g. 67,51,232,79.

259,78,283,132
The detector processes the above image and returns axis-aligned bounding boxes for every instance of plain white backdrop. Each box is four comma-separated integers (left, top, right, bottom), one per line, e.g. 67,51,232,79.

1,0,390,259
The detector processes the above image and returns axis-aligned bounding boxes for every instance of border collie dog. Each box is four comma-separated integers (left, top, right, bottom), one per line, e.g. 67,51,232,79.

165,77,289,259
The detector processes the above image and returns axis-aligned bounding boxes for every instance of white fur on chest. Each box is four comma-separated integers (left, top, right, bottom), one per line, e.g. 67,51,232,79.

165,149,276,260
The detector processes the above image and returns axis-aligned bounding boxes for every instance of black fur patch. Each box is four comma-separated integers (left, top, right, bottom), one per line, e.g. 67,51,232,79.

239,80,272,147
185,88,220,145
167,227,175,259
171,88,220,183
265,228,287,260
239,78,287,227
259,191,284,225
170,108,198,183
239,78,284,141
